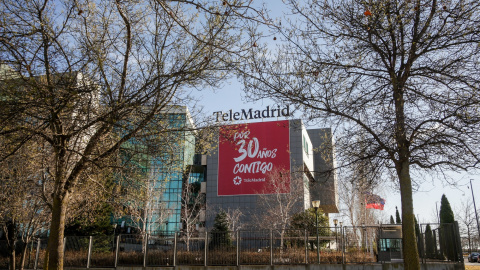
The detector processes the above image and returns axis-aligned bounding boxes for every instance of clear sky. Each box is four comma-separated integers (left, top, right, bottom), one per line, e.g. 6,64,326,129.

184,0,480,227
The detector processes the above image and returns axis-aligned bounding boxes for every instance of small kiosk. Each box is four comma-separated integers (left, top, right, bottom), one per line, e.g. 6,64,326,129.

378,225,403,262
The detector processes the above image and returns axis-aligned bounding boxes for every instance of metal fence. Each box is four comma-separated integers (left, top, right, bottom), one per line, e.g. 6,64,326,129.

0,223,463,269
418,223,463,263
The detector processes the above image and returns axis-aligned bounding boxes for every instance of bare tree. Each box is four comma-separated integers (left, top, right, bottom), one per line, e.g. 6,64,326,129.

0,0,266,269
253,168,306,250
456,199,476,254
338,181,385,245
0,139,50,270
240,0,480,268
116,175,170,247
112,115,187,238
225,208,244,232
180,181,205,252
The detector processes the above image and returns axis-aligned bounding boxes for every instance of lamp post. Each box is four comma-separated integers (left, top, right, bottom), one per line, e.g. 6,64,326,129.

312,200,321,264
470,179,480,240
333,219,338,251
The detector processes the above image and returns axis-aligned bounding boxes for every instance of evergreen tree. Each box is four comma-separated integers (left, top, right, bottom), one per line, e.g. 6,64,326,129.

289,208,329,249
415,217,424,258
210,211,231,249
65,203,115,236
424,224,435,259
390,215,395,225
395,207,402,224
439,194,457,261
439,194,455,224
289,208,329,235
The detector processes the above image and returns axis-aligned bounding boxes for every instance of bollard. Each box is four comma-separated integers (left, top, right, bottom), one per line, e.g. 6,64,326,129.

305,229,308,264
34,238,40,270
173,232,177,267
204,231,208,266
87,236,92,268
236,231,239,266
114,235,120,268
270,230,273,266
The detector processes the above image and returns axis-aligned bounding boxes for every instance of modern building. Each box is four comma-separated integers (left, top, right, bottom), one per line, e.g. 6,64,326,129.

203,118,339,229
114,107,338,235
114,105,199,235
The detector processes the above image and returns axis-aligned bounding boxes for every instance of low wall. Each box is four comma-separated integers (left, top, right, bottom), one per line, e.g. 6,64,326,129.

66,263,464,270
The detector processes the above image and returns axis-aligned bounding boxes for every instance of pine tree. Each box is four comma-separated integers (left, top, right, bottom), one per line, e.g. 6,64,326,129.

212,211,229,232
395,206,402,224
210,211,231,249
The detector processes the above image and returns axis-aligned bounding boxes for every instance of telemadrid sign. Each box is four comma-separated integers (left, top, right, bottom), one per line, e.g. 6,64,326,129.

217,120,291,196
213,105,290,122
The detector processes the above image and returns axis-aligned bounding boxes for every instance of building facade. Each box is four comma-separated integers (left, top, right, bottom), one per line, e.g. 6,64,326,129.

114,110,337,235
115,106,198,235
204,119,338,229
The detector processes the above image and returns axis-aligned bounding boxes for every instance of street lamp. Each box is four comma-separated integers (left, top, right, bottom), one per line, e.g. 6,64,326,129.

470,179,480,240
333,219,338,252
312,200,321,264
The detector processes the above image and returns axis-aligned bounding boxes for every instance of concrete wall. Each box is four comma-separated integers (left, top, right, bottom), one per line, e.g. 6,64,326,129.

67,263,464,270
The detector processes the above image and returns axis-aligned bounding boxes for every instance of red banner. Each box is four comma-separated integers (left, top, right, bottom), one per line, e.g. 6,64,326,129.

217,120,291,196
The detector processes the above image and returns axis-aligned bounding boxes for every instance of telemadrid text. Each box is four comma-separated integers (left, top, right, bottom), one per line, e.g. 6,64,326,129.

213,105,290,122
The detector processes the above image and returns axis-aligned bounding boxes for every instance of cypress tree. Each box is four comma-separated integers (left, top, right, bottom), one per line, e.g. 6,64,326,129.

415,217,424,258
439,194,456,261
439,194,454,224
395,206,402,224
425,224,435,259
390,215,395,224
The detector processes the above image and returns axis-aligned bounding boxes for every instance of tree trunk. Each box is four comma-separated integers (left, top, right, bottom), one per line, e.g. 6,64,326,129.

280,228,285,256
6,220,17,270
44,194,69,270
397,160,420,270
468,228,471,254
186,228,190,252
19,240,28,270
8,249,15,270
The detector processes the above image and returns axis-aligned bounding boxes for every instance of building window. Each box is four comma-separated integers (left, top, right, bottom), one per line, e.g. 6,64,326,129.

303,135,309,155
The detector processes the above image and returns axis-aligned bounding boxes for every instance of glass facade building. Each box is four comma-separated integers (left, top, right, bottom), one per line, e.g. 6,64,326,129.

115,106,200,236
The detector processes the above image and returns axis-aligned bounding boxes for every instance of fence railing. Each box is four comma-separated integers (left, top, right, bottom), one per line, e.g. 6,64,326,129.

0,224,463,269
